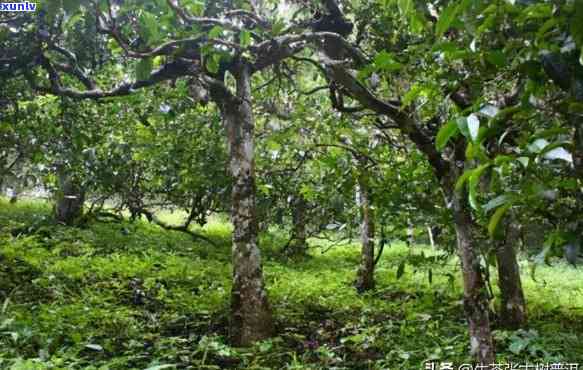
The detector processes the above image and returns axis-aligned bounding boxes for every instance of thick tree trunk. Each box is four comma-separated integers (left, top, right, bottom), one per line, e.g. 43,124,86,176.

289,194,308,256
450,185,495,364
355,169,375,292
496,222,527,329
220,62,274,346
54,167,85,225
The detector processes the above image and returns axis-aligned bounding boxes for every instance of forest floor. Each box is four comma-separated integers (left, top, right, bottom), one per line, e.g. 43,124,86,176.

0,198,582,369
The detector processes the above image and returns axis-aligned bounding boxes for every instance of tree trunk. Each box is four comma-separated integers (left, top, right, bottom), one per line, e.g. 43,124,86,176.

496,222,527,329
54,167,85,225
219,62,274,346
427,226,435,248
450,184,495,364
313,6,495,360
355,168,375,292
289,194,308,256
406,219,414,247
9,180,21,204
573,116,583,180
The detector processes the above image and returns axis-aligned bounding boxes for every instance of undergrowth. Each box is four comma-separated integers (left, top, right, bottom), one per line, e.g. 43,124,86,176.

0,199,581,369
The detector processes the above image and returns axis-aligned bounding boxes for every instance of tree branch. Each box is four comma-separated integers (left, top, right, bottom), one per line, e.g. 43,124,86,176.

36,56,197,99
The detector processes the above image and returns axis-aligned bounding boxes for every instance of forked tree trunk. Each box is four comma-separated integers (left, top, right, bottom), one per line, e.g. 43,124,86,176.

355,168,375,292
496,222,527,329
289,194,308,256
54,167,85,225
450,183,495,364
219,62,274,346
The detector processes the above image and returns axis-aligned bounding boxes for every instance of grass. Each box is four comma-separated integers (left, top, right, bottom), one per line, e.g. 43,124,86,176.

0,198,582,369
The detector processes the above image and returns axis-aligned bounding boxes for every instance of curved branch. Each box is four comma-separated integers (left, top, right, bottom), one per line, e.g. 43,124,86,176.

166,0,245,32
37,56,197,99
142,209,217,247
314,143,377,166
251,31,368,71
297,85,329,95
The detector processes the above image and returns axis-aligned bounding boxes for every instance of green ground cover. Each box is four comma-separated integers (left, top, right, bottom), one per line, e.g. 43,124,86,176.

1,199,581,369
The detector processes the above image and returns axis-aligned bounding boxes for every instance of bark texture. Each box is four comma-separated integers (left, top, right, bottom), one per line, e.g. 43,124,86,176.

219,62,274,346
355,169,375,292
289,194,308,256
496,222,527,329
573,116,583,179
450,184,495,364
54,167,85,225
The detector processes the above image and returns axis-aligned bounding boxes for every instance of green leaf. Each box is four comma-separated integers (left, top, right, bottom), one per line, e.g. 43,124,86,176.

519,4,552,23
485,50,507,68
341,333,367,344
408,11,426,34
436,120,460,150
398,0,413,16
488,203,511,238
455,168,473,193
537,18,559,40
484,194,508,213
206,53,221,74
509,338,528,355
209,25,223,39
136,57,153,81
494,155,514,166
239,30,251,47
436,2,458,37
66,13,84,28
187,1,204,16
456,116,470,138
472,144,490,162
533,127,570,139
373,51,402,72
397,0,426,34
271,19,285,36
468,163,491,210
517,156,530,168
402,84,422,107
